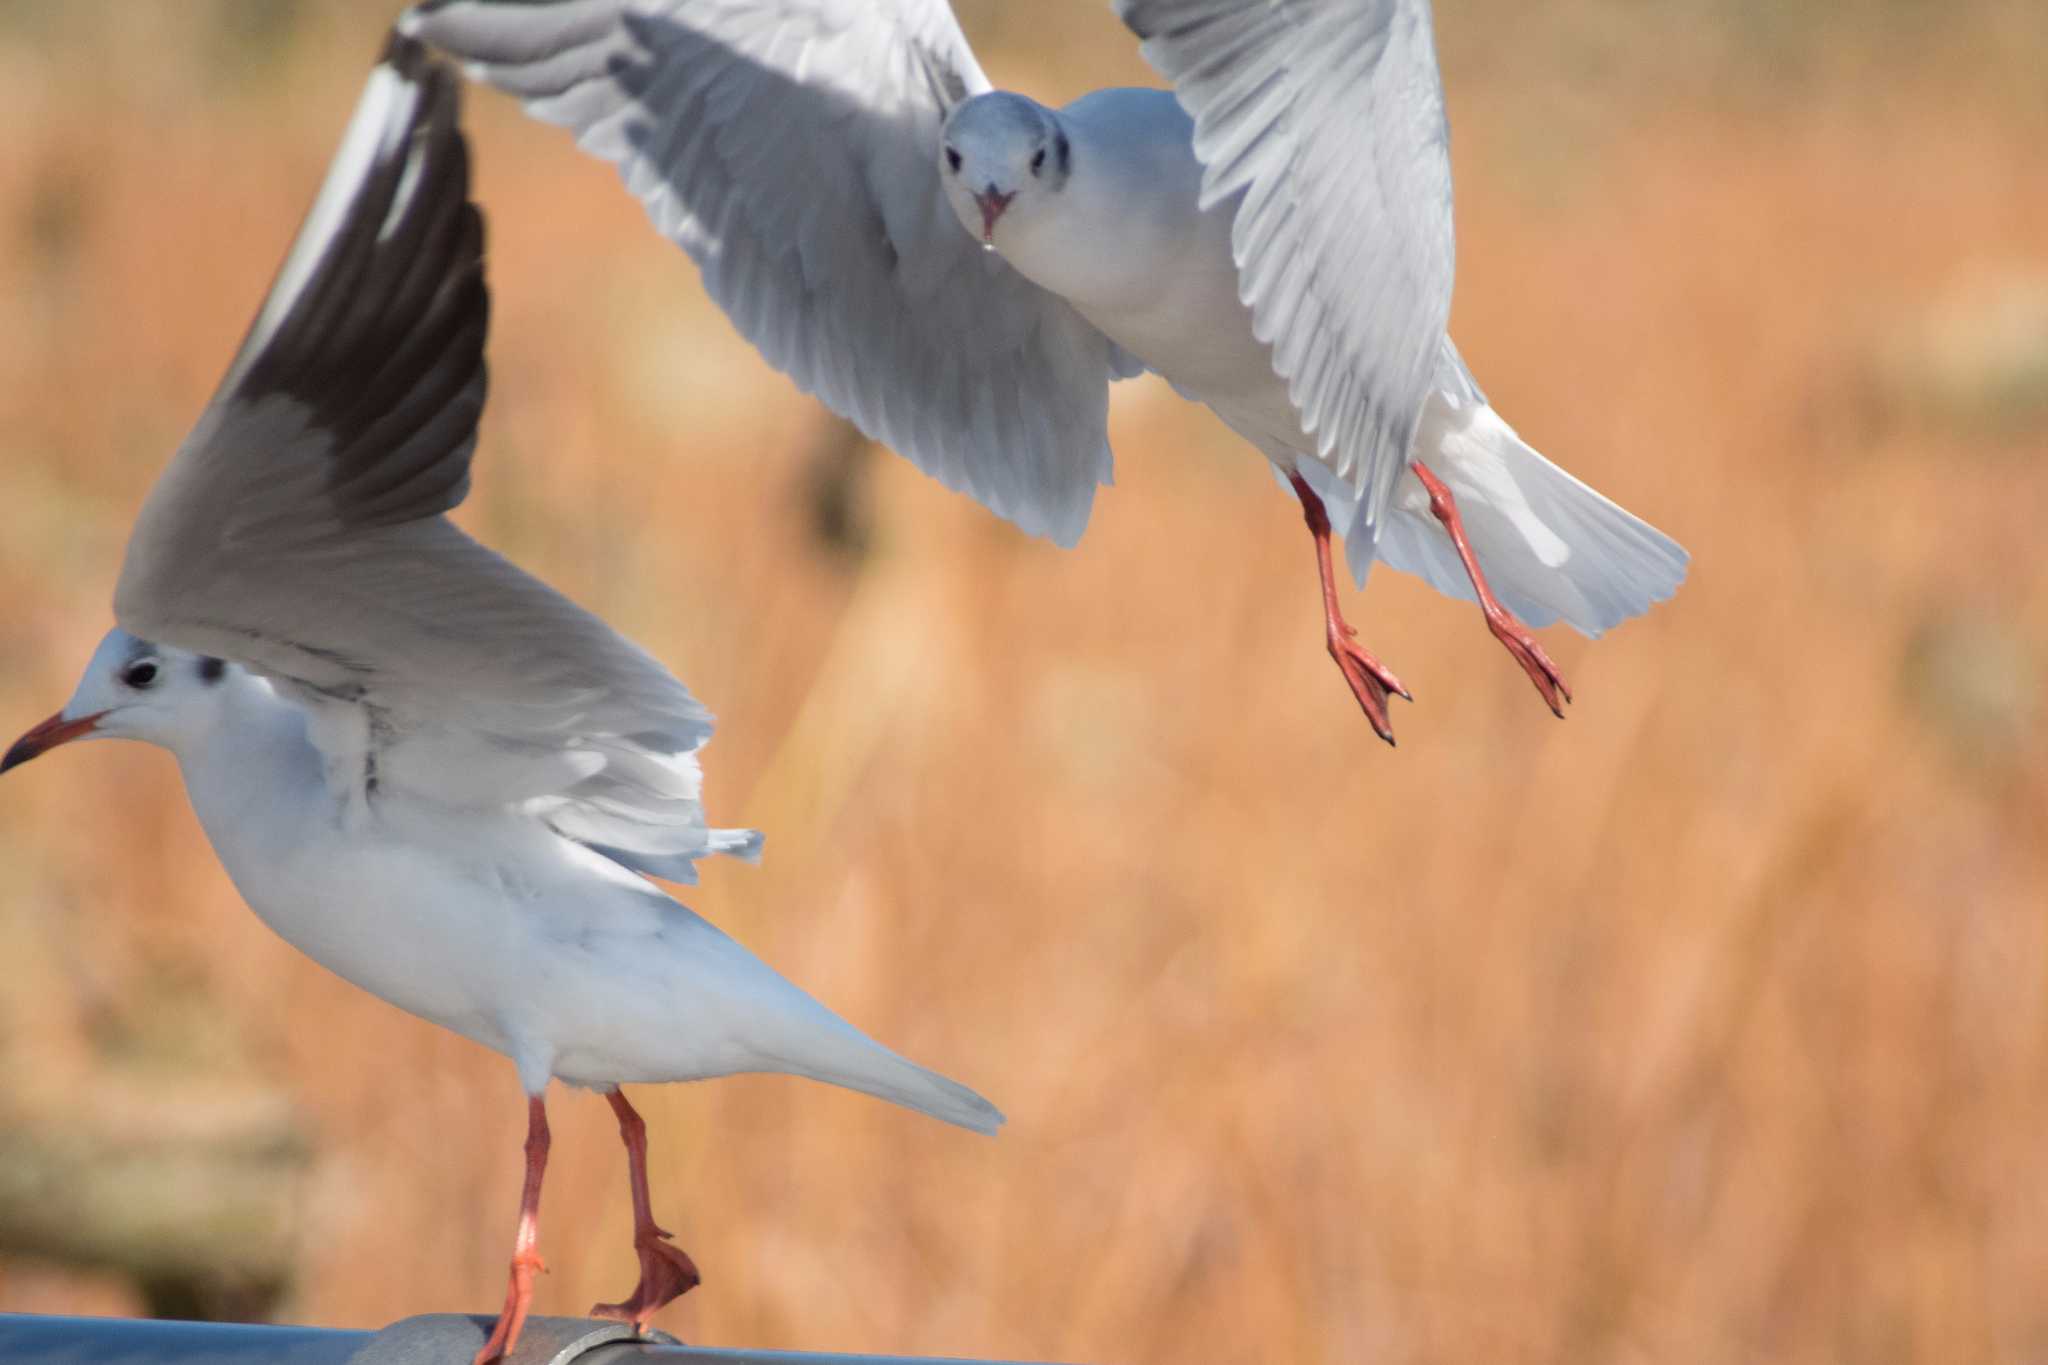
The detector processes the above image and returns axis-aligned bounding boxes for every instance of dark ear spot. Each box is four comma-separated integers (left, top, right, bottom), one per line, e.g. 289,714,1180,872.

1055,131,1071,178
197,656,227,684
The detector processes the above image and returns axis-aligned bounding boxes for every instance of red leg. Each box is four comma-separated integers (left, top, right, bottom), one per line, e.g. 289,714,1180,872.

1289,472,1410,745
591,1088,700,1332
1409,460,1572,716
474,1095,550,1365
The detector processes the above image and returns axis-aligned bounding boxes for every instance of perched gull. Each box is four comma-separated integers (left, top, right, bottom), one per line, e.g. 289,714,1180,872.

400,0,1689,745
0,34,999,1365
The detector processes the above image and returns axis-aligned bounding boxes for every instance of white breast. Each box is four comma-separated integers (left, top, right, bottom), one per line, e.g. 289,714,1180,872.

995,88,1310,452
168,686,839,1093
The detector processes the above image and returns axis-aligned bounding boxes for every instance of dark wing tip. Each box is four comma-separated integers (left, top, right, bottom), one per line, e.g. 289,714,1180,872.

378,25,427,74
224,26,489,530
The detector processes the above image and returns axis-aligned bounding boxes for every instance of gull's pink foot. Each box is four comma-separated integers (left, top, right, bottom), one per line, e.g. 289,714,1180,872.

592,1088,699,1335
1410,460,1572,717
591,1226,701,1330
1482,607,1571,717
1326,617,1411,746
475,1245,547,1365
1291,473,1411,745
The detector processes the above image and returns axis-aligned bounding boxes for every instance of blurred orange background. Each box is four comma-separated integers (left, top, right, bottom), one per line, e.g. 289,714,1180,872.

3,2,2046,1361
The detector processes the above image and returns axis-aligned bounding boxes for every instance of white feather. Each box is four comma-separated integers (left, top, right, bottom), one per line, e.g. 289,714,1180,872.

405,0,1132,545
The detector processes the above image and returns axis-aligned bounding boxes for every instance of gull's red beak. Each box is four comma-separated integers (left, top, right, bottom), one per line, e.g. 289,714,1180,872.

974,186,1016,244
1,710,104,774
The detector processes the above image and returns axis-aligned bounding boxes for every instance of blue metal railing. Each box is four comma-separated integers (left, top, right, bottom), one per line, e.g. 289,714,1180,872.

0,1313,1071,1365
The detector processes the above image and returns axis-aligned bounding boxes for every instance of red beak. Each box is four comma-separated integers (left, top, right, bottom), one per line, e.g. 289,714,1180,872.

974,186,1016,244
1,710,105,774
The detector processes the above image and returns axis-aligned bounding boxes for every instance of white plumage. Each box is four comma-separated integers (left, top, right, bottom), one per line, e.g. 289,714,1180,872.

2,35,996,1364
403,0,1689,741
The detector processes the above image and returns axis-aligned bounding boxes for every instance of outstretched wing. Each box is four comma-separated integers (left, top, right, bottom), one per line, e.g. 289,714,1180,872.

404,0,1134,546
1118,0,1455,537
113,32,757,884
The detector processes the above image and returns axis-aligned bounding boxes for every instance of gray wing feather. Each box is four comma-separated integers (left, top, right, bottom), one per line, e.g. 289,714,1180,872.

1118,0,1455,537
113,33,756,884
405,0,1127,546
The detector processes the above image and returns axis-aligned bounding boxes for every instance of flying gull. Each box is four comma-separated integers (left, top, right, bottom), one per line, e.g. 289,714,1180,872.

402,0,1689,744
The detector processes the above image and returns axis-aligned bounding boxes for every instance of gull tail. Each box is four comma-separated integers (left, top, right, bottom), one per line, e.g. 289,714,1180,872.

1356,357,1689,636
698,922,1004,1136
764,1020,1006,1137
811,1045,1005,1137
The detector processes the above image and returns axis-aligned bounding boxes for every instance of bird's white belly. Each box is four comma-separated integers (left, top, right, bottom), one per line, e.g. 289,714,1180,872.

1081,282,1318,464
995,119,1318,465
215,819,531,1058
196,795,774,1092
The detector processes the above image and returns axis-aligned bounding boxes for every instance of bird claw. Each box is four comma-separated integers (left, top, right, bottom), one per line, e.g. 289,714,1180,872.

1328,631,1411,746
591,1232,701,1332
472,1250,548,1365
1487,613,1571,716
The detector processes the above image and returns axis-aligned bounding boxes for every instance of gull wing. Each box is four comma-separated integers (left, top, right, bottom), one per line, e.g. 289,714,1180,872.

112,33,757,883
404,0,1134,546
1118,0,1455,537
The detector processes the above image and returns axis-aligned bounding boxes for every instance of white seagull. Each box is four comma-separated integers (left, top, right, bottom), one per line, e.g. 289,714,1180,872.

400,0,1689,745
0,33,1000,1365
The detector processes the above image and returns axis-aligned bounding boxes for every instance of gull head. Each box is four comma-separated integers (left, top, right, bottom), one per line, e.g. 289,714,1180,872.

2,628,234,773
939,92,1069,251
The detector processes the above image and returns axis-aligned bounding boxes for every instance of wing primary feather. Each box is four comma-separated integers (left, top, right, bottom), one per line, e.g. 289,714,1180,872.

1120,0,1455,533
204,37,487,538
405,0,1122,545
114,31,758,886
326,196,482,442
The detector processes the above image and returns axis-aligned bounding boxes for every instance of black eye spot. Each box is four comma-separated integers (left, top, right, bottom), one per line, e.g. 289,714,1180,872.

1030,147,1046,175
945,146,962,174
121,659,160,690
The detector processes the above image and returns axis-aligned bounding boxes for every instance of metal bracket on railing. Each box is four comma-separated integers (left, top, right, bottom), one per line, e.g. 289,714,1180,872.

351,1315,677,1365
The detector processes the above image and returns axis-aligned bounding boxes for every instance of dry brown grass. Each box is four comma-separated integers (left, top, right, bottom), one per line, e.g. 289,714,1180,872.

2,3,2046,1361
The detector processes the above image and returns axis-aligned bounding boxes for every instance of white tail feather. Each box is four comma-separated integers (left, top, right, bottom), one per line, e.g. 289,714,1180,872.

1365,393,1688,636
1291,370,1687,638
820,1050,1006,1136
768,1024,1006,1136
